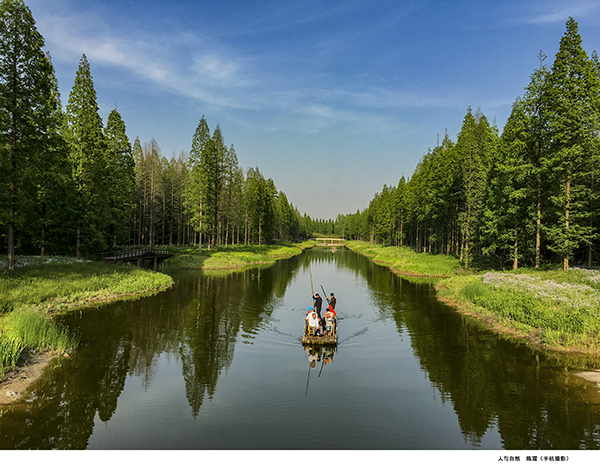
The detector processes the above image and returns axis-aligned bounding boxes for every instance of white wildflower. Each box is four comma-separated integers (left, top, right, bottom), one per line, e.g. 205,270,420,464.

482,272,600,311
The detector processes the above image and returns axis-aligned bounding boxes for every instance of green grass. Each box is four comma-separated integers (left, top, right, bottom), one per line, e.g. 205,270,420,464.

345,241,463,277
0,307,79,376
162,241,314,271
346,242,600,353
0,255,173,378
436,267,600,350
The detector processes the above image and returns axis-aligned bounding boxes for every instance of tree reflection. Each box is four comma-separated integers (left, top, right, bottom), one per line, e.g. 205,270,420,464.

351,249,600,449
0,254,303,448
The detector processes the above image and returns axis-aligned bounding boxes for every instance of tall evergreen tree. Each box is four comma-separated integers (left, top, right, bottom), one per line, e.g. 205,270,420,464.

0,0,61,268
482,98,533,269
542,18,600,270
454,108,494,268
185,115,210,250
104,108,135,246
64,54,108,257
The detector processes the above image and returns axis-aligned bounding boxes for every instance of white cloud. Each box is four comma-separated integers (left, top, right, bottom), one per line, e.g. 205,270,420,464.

523,1,600,24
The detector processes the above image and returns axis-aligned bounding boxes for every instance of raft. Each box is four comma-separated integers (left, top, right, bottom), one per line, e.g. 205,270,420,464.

302,319,338,345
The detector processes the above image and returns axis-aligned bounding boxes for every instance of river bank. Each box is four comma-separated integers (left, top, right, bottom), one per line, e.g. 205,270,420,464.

0,256,175,401
160,241,315,271
344,241,600,360
0,242,314,400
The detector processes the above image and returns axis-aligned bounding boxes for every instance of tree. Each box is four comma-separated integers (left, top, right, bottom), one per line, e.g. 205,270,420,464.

482,98,533,269
64,54,108,257
185,116,210,250
104,109,135,246
454,108,495,267
0,0,62,268
542,18,600,270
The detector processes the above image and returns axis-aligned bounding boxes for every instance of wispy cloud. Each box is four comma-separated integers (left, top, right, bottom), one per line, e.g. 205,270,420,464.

522,1,600,24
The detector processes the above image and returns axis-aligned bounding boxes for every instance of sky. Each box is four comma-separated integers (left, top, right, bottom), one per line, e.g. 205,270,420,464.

24,0,600,220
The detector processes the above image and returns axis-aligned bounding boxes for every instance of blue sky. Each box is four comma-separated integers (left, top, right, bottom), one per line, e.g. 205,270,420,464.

25,0,600,219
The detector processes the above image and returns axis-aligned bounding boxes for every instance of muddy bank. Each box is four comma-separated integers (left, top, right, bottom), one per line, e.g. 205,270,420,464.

0,351,61,405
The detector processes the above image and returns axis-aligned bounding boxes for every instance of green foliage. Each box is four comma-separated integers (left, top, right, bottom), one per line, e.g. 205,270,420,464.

0,0,67,268
336,17,600,273
65,54,109,256
104,109,135,247
541,18,600,270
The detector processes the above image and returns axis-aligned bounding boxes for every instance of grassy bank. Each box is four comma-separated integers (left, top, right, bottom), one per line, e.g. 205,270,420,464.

345,241,600,355
436,268,600,352
161,241,315,271
344,241,463,277
0,256,173,378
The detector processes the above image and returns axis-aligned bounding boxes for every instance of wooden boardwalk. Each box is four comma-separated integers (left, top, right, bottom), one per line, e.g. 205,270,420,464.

100,247,172,269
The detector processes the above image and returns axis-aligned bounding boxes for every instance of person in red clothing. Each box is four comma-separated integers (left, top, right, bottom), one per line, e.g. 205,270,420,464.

324,305,337,335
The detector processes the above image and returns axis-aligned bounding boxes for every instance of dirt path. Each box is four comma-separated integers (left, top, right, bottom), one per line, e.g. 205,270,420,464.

0,352,60,405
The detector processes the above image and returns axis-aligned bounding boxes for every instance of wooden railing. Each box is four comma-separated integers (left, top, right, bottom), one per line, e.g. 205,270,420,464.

100,247,172,265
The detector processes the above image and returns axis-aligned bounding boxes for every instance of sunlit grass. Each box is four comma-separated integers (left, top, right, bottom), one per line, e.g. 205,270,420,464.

162,242,313,270
0,255,173,378
437,268,600,349
345,242,600,351
345,241,462,277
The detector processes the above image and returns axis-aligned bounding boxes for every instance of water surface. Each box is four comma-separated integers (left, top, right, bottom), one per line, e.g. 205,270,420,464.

2,248,600,450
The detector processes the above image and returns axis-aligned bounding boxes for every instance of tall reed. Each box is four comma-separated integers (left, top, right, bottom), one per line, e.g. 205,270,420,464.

0,307,79,375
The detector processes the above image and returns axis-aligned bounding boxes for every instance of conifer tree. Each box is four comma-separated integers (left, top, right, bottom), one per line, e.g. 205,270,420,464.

185,116,210,250
454,108,494,268
542,18,600,270
482,98,533,269
104,109,135,246
65,54,108,256
0,0,62,268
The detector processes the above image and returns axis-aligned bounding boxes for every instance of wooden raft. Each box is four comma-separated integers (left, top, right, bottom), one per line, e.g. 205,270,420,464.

302,322,338,345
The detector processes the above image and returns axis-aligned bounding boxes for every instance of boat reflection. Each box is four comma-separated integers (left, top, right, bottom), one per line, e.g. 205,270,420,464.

304,345,336,397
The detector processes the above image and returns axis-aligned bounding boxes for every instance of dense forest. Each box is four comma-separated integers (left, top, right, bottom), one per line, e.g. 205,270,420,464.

2,0,599,274
324,18,600,272
0,0,312,271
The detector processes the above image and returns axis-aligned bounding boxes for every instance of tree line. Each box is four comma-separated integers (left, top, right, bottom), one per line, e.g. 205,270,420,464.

331,18,600,272
0,0,311,271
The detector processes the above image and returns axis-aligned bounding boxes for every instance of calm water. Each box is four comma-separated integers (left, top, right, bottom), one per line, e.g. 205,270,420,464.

2,248,600,450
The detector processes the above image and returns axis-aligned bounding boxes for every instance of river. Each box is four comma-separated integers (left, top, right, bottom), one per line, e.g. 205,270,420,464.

2,247,600,451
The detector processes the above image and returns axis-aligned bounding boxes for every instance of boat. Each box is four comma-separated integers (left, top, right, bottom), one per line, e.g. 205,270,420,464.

302,317,338,345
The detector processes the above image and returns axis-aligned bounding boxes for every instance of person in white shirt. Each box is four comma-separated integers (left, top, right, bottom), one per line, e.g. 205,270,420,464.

306,311,322,336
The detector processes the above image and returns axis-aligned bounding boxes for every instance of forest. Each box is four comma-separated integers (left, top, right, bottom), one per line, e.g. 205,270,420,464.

327,18,600,272
2,0,600,273
0,0,312,271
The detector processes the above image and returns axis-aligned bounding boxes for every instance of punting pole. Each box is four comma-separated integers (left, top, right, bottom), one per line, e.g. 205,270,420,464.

320,284,330,305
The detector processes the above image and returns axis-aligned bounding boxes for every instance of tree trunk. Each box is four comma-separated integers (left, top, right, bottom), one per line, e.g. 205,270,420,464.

535,175,541,269
564,178,570,271
513,225,518,270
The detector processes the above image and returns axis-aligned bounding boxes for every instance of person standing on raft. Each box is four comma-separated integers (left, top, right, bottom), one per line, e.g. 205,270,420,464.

329,293,336,310
312,293,323,318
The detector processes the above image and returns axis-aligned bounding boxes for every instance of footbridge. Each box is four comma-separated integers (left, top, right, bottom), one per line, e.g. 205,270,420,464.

100,247,172,269
312,238,346,246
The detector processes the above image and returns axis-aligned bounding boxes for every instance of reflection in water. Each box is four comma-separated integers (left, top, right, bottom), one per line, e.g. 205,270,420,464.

2,248,600,450
304,345,336,398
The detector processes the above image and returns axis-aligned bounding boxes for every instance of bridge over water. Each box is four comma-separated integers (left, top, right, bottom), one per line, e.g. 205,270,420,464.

100,247,172,269
312,238,346,246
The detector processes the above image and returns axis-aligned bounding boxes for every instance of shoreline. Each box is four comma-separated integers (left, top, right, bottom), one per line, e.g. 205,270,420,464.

5,242,600,403
0,244,310,404
0,351,59,405
343,241,600,365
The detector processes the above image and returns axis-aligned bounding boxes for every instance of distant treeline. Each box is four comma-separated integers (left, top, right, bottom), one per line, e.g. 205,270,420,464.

326,18,600,272
0,0,312,270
